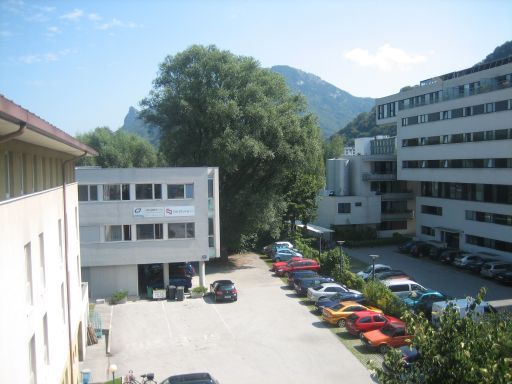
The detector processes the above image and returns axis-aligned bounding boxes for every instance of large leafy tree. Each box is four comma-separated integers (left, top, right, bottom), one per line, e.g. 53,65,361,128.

77,127,159,168
141,45,324,250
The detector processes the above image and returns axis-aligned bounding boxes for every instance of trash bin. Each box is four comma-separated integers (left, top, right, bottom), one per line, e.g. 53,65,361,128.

81,369,91,384
176,286,185,301
168,285,176,300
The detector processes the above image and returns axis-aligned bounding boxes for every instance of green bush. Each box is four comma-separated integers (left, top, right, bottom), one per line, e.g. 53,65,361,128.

362,280,405,318
191,286,208,294
111,289,128,304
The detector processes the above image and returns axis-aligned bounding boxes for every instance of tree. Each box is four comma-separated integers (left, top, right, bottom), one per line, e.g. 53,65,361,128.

323,134,344,161
76,127,159,168
141,45,325,250
374,288,512,384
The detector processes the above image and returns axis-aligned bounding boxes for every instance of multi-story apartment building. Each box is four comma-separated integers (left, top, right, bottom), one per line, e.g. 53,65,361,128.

0,95,97,384
315,136,416,237
76,167,220,299
376,57,512,259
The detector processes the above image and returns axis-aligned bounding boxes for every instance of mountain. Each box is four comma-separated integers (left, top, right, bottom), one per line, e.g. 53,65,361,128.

478,40,512,65
271,65,374,137
121,107,160,147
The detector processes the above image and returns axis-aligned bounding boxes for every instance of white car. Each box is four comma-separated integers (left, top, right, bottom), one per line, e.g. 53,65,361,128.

306,282,361,303
356,264,392,280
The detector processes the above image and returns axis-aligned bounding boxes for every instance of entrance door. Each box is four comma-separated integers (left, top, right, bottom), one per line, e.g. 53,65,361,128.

442,231,460,249
137,263,163,297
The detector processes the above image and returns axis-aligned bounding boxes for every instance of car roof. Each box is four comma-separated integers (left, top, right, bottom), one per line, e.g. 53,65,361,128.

383,278,420,286
320,282,343,287
165,372,215,383
350,310,383,318
213,280,234,285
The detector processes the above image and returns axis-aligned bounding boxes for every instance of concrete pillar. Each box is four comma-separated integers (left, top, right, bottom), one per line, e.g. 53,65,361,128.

163,262,169,287
198,260,206,287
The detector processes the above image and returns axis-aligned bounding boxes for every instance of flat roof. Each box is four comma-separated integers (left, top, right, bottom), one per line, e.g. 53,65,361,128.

0,94,97,157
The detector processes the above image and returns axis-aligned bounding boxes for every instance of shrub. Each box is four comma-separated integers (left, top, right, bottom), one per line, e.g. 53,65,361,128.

191,286,208,294
111,289,128,304
363,280,405,318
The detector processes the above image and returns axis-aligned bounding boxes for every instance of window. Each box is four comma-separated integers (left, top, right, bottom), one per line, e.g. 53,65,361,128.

338,203,351,214
78,185,98,201
208,178,214,198
105,225,131,241
103,184,130,201
39,233,46,289
421,226,435,236
168,223,195,239
29,335,37,384
43,314,50,364
60,283,66,323
25,243,33,305
167,183,194,199
421,205,443,216
208,218,214,246
355,202,362,207
135,184,162,200
136,224,163,240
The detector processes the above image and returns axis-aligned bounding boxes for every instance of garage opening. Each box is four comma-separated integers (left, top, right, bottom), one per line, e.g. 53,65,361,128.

137,263,163,297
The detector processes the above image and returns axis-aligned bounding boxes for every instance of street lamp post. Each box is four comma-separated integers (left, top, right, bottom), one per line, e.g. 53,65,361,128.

108,364,117,384
337,241,346,278
369,254,380,280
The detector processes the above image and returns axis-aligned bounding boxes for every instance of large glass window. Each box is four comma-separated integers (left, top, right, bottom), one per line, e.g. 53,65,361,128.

78,185,98,201
25,243,33,305
136,184,162,200
167,183,194,199
103,184,130,201
136,224,163,240
338,203,351,213
105,225,132,241
168,223,195,239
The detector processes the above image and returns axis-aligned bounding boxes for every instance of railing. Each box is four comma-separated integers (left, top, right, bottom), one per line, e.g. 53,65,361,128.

380,192,415,201
362,173,397,181
381,210,414,220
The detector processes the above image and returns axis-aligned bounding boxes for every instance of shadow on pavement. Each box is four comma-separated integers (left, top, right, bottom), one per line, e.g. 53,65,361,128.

311,320,332,329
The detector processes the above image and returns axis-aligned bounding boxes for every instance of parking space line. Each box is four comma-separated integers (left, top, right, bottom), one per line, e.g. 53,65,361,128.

161,301,173,339
211,302,235,339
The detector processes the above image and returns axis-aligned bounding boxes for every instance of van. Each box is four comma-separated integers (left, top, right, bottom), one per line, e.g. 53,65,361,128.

480,261,512,278
383,279,426,298
431,298,496,326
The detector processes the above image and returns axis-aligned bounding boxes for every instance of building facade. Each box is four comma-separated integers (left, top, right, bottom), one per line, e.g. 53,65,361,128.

315,136,416,237
76,167,220,299
376,57,512,259
0,95,96,384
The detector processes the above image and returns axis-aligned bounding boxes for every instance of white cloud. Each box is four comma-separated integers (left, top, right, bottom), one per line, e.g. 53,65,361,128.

344,44,428,71
19,49,73,64
60,8,84,20
45,26,61,37
96,18,138,30
88,13,101,21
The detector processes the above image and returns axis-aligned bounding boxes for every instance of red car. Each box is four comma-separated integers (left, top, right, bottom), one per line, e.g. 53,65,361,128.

275,259,320,276
345,311,401,337
271,257,305,272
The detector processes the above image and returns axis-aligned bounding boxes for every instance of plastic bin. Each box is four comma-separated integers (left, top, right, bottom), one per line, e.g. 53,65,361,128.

168,285,176,300
176,286,185,301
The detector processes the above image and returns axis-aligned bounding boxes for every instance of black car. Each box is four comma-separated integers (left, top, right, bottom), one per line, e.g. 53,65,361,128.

439,249,466,264
315,292,365,313
367,270,412,282
210,280,237,302
382,346,420,373
495,268,512,285
287,270,319,288
160,372,219,384
398,240,424,254
294,276,334,296
464,256,497,273
410,242,434,257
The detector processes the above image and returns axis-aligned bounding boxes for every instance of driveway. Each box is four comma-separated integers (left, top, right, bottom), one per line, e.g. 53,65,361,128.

345,245,512,302
91,253,374,384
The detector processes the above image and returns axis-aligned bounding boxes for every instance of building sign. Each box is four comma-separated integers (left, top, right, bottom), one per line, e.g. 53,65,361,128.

133,206,195,218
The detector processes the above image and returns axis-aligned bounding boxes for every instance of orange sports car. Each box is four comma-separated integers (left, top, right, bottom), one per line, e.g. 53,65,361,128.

361,321,413,354
321,301,383,327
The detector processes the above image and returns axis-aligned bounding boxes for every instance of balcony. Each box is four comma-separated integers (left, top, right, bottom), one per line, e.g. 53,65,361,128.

381,210,414,220
380,192,415,201
362,173,397,181
360,154,396,161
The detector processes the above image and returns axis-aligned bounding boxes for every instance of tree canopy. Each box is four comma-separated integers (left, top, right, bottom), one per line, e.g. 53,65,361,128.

141,45,325,250
76,127,159,168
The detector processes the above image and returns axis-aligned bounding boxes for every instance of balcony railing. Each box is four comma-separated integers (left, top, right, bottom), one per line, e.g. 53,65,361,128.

380,192,415,201
362,173,397,181
381,210,414,220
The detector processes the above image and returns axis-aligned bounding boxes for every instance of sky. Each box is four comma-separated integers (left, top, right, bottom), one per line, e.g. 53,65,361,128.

0,0,511,136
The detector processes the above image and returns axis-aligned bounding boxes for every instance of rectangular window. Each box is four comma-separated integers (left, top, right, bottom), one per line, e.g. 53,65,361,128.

105,225,132,241
123,225,132,241
168,183,194,199
421,205,443,216
29,335,37,384
43,314,50,364
136,224,163,240
473,131,485,141
473,104,485,115
25,243,33,305
78,185,98,201
485,103,494,113
355,202,362,207
135,184,162,200
495,129,508,140
421,226,435,236
39,233,46,289
337,203,351,213
185,183,194,199
61,283,66,323
103,184,130,200
208,178,214,198
168,223,195,239
495,100,509,112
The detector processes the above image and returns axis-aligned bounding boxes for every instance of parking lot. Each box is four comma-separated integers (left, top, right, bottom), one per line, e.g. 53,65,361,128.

88,253,374,384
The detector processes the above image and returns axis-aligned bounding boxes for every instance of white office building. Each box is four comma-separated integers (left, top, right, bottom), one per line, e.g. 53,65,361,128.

376,57,512,259
315,136,416,238
76,167,220,299
0,95,96,384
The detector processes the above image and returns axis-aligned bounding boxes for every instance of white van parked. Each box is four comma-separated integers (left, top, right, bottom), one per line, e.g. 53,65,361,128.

431,298,496,326
383,279,427,298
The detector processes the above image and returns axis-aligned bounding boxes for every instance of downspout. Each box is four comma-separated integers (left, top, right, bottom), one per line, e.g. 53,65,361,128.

0,122,26,143
62,151,87,384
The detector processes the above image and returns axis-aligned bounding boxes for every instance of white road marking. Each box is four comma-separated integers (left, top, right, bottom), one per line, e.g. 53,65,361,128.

161,300,173,339
211,302,235,339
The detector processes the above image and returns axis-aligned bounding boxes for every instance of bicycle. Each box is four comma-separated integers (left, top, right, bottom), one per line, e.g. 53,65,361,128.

123,370,157,384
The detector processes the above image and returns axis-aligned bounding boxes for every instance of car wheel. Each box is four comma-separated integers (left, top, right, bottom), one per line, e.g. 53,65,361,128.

337,319,346,327
379,344,389,354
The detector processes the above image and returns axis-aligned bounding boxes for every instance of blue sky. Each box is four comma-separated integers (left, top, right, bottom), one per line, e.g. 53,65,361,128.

0,0,511,136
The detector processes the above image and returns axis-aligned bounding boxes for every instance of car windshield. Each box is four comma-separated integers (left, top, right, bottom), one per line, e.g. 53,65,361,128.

219,284,234,290
312,285,323,290
380,324,396,336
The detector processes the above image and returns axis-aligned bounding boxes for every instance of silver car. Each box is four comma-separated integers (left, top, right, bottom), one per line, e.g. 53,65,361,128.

307,282,361,303
480,261,512,278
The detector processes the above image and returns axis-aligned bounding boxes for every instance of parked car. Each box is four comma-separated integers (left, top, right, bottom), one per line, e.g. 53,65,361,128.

287,270,318,288
263,241,293,255
271,257,305,272
453,253,498,270
397,240,425,254
402,290,449,319
271,248,303,262
369,270,412,282
294,276,334,296
464,255,501,273
495,268,512,285
425,242,447,260
345,311,401,337
429,246,457,261
275,259,321,277
439,249,467,264
361,321,412,354
322,301,383,327
480,261,512,278
210,280,237,302
383,279,427,298
307,283,361,303
431,298,496,326
382,346,420,373
160,372,220,384
410,240,446,257
315,292,366,313
356,264,392,280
